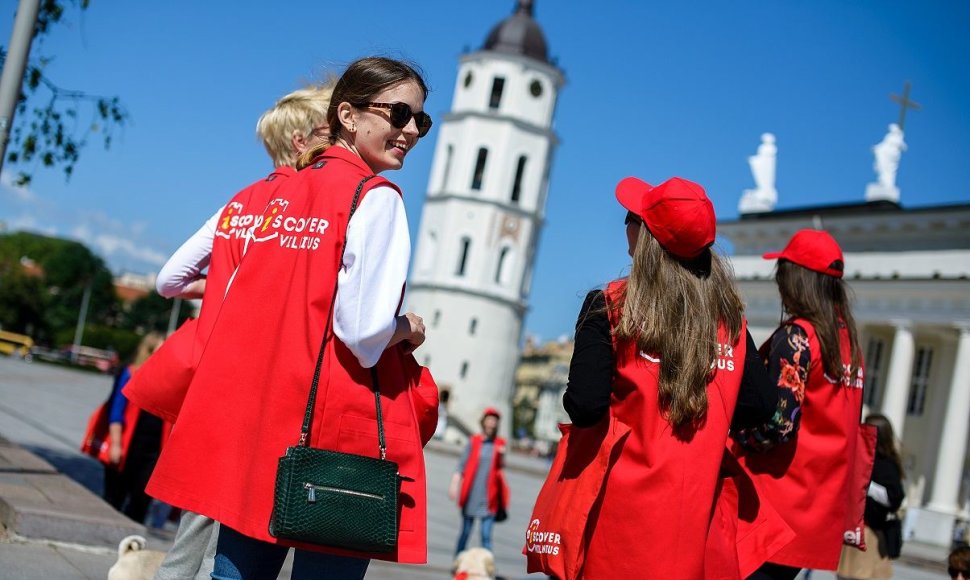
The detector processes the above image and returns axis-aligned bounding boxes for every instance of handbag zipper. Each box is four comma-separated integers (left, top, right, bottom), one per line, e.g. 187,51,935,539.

304,482,384,503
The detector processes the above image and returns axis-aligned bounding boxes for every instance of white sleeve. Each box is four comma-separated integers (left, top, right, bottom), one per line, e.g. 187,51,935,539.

156,207,221,297
333,186,410,369
867,481,891,506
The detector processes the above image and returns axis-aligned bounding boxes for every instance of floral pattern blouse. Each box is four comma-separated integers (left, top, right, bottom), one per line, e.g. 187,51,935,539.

733,324,807,451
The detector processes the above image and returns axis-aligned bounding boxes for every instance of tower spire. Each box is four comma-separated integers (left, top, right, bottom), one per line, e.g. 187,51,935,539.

517,0,534,15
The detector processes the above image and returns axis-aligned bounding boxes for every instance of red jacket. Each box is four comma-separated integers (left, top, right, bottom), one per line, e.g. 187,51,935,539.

581,280,747,578
123,167,295,422
734,318,864,570
458,434,509,515
147,147,433,563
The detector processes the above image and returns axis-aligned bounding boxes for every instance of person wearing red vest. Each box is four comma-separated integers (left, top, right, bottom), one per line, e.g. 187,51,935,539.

736,229,865,579
99,333,165,524
145,57,435,579
449,407,510,555
126,85,335,580
560,177,794,579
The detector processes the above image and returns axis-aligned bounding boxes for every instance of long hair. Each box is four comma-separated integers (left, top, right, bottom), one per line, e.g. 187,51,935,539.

613,228,744,428
131,332,163,368
775,260,862,380
865,413,905,478
327,57,428,143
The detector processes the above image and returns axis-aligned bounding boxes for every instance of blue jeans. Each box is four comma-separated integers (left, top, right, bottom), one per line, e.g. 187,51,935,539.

212,525,370,580
455,514,495,555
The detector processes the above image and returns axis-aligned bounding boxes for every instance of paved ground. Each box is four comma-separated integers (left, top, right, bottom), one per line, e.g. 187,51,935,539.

0,356,950,579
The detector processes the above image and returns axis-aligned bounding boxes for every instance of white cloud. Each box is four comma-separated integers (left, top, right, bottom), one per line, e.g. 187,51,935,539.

0,170,37,202
70,222,169,268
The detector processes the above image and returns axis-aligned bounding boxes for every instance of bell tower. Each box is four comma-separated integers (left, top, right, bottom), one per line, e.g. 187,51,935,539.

406,0,564,436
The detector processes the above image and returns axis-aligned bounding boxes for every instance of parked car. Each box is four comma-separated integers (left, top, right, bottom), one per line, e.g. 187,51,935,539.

62,345,119,373
0,331,34,361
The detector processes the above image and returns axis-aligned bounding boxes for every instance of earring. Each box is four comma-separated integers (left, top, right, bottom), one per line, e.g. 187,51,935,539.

351,123,357,133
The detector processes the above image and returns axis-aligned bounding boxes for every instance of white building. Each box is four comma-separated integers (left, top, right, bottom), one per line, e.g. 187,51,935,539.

406,0,564,435
721,198,970,547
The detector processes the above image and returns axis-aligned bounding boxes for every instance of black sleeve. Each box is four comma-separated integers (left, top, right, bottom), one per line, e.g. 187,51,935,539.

731,330,777,430
872,457,906,512
562,290,614,428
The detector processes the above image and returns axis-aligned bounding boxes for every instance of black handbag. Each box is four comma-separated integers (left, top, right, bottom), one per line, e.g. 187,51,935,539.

268,175,401,553
883,512,903,559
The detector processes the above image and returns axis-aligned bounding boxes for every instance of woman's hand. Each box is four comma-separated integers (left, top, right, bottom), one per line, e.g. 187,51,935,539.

109,441,123,465
178,277,206,300
393,312,426,353
448,473,461,501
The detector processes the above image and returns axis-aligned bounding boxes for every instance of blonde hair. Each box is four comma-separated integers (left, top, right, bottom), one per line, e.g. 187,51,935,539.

256,80,336,168
613,228,744,428
132,332,164,367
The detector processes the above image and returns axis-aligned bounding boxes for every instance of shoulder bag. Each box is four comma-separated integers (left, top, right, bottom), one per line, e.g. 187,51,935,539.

268,175,402,553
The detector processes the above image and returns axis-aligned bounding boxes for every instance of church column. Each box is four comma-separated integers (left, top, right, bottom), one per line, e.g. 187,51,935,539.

880,320,915,438
925,324,970,514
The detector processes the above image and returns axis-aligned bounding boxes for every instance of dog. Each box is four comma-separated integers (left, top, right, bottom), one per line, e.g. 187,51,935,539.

107,535,167,580
453,547,496,580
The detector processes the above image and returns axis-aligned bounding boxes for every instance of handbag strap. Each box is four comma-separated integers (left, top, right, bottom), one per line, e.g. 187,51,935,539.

299,174,386,458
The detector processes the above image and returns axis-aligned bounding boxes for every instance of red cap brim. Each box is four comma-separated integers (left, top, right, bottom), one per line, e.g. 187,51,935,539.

616,177,652,215
762,251,783,260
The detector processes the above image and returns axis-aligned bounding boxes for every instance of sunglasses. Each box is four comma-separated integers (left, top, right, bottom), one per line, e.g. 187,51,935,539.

624,211,643,226
950,568,970,579
354,102,433,137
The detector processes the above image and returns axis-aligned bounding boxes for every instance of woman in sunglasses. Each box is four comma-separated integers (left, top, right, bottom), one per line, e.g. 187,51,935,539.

146,57,436,579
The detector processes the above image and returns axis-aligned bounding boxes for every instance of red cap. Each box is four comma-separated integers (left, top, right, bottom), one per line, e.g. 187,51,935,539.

482,407,501,420
763,229,845,278
616,176,716,260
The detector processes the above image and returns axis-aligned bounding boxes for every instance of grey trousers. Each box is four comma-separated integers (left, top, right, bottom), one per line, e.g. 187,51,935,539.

154,510,218,580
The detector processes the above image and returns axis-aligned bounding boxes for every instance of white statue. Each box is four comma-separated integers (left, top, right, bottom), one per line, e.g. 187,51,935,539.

739,133,778,214
865,123,906,203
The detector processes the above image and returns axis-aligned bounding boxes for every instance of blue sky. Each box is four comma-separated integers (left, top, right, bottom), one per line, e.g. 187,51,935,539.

1,0,968,340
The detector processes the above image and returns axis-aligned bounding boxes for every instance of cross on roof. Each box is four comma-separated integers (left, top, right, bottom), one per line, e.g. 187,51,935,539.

890,81,921,131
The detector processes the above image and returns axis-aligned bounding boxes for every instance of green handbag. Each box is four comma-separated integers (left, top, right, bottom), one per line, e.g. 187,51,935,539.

268,175,402,553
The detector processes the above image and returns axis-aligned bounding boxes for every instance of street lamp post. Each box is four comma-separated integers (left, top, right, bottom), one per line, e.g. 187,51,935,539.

0,0,40,172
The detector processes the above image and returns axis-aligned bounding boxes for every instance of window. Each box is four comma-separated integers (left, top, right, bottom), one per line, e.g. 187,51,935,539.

489,77,505,109
864,338,885,407
418,231,437,273
906,346,933,416
456,237,471,276
460,361,469,379
529,79,543,98
511,156,527,203
441,144,453,192
469,318,478,335
471,148,488,190
495,247,511,285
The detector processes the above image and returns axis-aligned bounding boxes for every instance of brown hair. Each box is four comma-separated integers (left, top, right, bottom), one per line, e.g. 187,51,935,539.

949,546,970,575
328,57,428,143
775,260,862,380
613,228,744,428
865,413,905,478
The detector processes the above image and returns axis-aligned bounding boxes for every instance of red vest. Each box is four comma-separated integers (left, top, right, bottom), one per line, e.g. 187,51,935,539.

123,167,295,422
582,280,747,579
458,434,509,514
147,147,431,563
734,318,864,570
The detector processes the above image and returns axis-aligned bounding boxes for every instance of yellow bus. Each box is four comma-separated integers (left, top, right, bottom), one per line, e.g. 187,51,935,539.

0,330,34,361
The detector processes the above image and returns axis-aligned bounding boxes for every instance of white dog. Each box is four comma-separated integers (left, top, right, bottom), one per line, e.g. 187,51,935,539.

453,547,496,580
107,535,166,580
